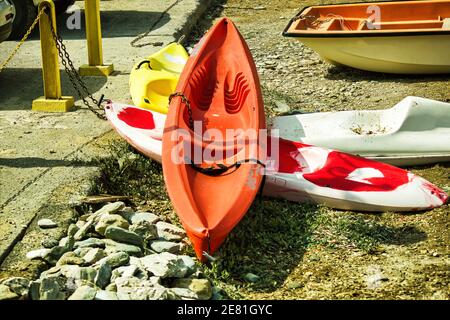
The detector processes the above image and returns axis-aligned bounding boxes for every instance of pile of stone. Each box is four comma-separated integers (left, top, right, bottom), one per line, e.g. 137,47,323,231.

0,202,213,300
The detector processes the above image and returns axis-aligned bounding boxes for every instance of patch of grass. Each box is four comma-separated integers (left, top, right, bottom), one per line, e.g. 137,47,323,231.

261,84,300,118
310,208,427,253
204,199,319,295
335,215,394,252
90,140,168,202
88,140,427,300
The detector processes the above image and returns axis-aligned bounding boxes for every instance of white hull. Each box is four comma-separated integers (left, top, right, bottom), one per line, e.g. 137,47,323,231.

264,173,443,212
270,97,450,166
105,102,448,212
105,102,164,162
298,35,450,74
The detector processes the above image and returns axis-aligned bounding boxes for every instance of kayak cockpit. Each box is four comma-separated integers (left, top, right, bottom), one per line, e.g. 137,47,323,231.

285,0,450,35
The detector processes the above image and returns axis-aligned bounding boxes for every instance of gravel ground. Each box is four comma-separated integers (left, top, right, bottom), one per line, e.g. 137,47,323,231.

183,0,450,300
2,0,447,300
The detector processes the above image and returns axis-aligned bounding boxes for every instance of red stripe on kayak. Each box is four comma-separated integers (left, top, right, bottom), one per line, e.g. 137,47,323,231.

274,138,409,192
117,107,156,130
272,138,310,174
303,151,409,192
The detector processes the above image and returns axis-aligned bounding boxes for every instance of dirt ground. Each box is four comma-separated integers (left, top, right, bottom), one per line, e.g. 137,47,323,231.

1,0,448,300
0,0,207,280
177,0,449,300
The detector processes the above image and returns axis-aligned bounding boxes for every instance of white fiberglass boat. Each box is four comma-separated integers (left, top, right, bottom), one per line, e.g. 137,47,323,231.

270,96,450,166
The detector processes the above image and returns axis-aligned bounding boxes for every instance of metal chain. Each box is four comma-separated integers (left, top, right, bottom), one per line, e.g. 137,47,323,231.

130,0,180,48
168,92,194,131
45,10,107,120
0,7,47,73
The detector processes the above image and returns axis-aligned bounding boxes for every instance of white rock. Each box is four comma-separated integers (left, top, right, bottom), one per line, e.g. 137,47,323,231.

179,255,197,276
111,265,139,283
156,221,185,236
82,248,107,265
39,277,66,300
93,202,126,217
95,290,118,300
140,253,188,278
115,277,177,300
68,285,97,300
129,221,158,242
117,265,138,278
274,100,290,113
156,221,186,241
1,277,30,297
129,256,144,268
38,218,58,229
75,220,86,229
26,249,51,260
95,251,129,269
59,236,74,251
74,219,94,241
150,241,181,254
95,214,130,236
0,284,19,300
172,278,212,300
130,212,160,225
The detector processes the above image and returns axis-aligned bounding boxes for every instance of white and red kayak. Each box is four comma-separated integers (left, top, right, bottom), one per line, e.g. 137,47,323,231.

105,101,448,212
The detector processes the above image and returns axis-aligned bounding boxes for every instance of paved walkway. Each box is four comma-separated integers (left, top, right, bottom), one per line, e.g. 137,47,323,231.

0,0,210,276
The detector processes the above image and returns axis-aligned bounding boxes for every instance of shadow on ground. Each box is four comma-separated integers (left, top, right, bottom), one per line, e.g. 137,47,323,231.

87,131,430,298
208,199,319,295
206,201,428,296
19,10,170,41
326,65,450,87
184,0,226,47
333,213,428,248
0,157,93,168
0,68,106,111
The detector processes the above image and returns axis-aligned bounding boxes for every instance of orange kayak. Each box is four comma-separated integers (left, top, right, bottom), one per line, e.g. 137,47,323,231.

162,18,266,261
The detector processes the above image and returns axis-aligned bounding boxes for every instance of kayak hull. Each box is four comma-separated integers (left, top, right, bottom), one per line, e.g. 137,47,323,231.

106,102,448,213
105,102,164,162
264,139,447,212
270,97,450,166
161,18,266,260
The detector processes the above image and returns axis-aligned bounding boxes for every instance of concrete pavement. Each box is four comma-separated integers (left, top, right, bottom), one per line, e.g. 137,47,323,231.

0,0,211,278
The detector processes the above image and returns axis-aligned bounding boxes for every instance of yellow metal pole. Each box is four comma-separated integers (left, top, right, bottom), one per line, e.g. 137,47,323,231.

79,0,114,76
32,0,74,112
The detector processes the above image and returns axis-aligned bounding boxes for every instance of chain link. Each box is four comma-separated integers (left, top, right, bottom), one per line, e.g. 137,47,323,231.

168,92,194,131
45,10,107,120
0,7,47,73
130,0,180,48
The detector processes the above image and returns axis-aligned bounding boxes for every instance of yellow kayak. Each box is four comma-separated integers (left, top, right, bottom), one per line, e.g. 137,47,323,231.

129,43,189,114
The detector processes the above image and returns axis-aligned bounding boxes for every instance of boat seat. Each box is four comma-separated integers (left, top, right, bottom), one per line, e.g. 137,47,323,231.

443,18,450,29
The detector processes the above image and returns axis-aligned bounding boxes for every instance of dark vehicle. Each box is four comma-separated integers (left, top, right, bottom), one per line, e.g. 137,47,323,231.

0,0,14,42
8,0,75,39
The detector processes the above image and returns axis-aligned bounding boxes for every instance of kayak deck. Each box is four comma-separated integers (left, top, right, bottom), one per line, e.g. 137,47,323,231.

270,96,450,166
162,18,266,261
106,101,448,214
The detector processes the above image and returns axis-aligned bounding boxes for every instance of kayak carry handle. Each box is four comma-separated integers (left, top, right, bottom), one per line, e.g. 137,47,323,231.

136,60,152,70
